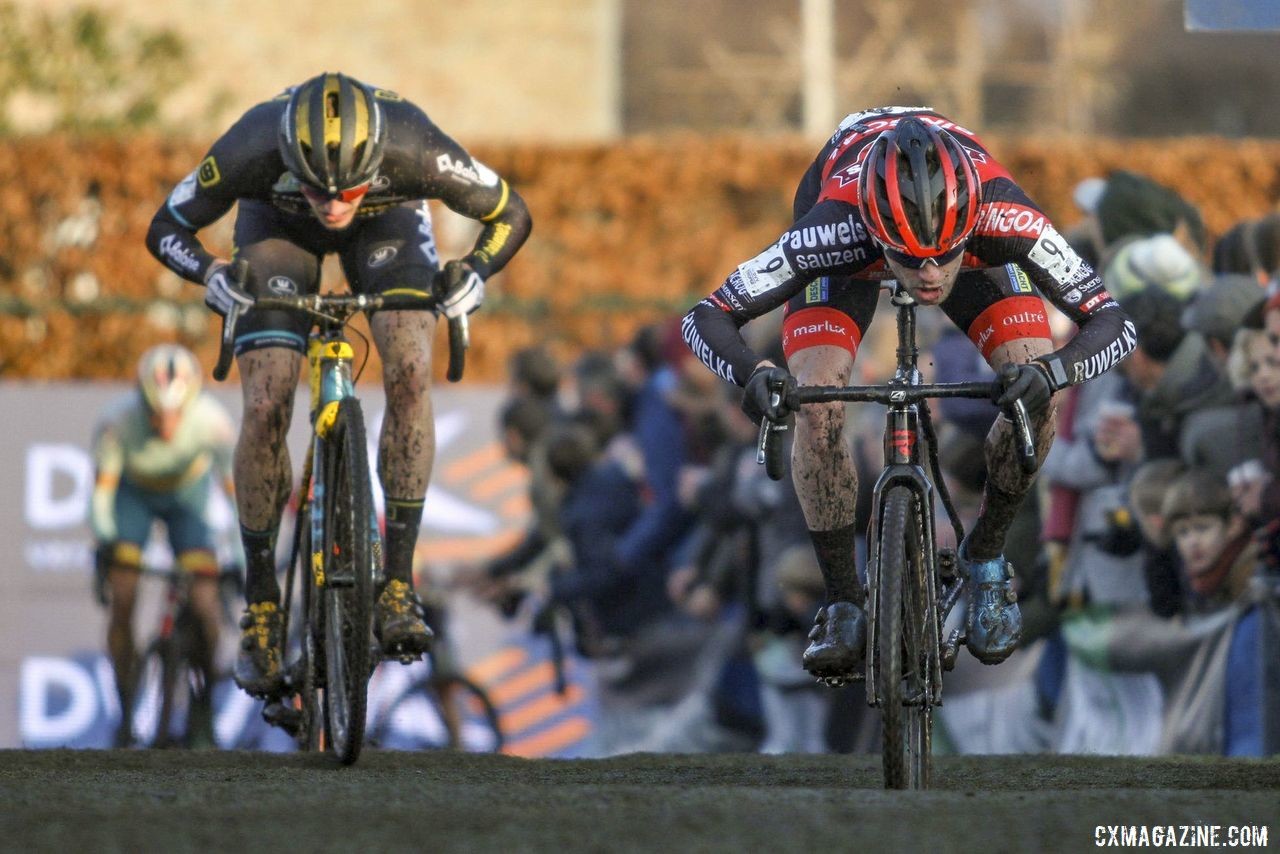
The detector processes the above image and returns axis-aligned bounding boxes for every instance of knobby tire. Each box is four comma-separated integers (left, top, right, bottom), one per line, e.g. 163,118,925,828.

132,627,200,748
300,514,323,753
876,485,932,789
130,640,172,747
321,398,375,764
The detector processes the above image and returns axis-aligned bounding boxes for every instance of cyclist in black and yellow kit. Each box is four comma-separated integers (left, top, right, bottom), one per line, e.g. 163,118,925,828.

145,72,532,696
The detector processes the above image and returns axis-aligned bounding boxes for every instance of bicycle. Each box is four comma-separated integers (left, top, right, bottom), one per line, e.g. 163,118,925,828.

365,646,504,753
127,564,242,749
758,282,1038,790
212,266,468,764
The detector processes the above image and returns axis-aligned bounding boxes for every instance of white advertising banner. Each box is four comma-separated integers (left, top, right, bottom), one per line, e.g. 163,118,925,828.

0,381,597,755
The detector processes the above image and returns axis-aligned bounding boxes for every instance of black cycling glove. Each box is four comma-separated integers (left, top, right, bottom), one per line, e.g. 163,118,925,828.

992,362,1054,418
742,365,798,425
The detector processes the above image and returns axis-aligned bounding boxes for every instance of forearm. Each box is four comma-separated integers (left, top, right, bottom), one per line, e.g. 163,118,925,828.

459,188,531,279
616,502,688,570
1039,307,1137,389
90,482,118,543
486,528,548,578
146,208,219,284
550,551,627,602
682,302,757,387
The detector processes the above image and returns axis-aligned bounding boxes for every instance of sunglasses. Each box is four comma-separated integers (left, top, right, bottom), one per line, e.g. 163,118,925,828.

299,182,371,204
882,242,967,270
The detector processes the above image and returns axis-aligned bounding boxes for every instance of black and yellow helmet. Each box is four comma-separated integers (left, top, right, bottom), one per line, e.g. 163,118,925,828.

278,72,386,193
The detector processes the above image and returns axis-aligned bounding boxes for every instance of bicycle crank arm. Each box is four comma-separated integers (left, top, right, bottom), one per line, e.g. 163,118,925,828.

261,700,304,736
376,638,427,666
324,571,358,588
941,628,964,672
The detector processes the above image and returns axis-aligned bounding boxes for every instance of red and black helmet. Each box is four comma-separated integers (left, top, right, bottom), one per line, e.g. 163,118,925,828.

856,117,981,259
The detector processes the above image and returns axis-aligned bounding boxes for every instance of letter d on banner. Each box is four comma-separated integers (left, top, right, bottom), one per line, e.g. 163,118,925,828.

25,444,92,529
20,658,99,745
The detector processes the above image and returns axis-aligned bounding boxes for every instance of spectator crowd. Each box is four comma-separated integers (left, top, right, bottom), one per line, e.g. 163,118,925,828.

457,168,1279,758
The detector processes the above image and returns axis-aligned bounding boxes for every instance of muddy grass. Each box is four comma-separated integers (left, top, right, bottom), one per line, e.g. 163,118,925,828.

0,750,1277,852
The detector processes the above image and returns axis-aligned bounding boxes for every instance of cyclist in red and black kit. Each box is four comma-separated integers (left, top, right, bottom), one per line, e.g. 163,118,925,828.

683,108,1136,681
145,72,531,696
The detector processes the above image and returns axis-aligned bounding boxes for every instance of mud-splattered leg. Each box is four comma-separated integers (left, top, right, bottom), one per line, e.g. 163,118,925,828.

966,337,1057,561
235,348,302,605
371,309,438,587
788,345,863,603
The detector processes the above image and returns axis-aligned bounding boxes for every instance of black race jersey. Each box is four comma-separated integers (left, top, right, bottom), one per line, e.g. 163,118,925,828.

683,107,1134,389
146,86,530,283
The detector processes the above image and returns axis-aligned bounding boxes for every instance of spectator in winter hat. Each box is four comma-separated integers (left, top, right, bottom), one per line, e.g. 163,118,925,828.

1104,233,1205,302
1183,274,1270,367
1096,170,1207,258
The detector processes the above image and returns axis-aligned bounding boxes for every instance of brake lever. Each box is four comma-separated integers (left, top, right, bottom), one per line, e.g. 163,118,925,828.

756,389,789,481
1011,398,1037,474
213,301,244,382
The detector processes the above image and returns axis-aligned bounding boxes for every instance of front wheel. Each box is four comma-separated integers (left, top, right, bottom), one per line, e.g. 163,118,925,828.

320,398,375,765
875,485,932,789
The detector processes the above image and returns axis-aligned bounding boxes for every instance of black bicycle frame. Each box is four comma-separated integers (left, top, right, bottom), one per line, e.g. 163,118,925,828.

759,284,1037,704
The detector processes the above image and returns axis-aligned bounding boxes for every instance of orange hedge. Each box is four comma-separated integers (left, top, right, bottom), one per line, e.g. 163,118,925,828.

2,134,1278,382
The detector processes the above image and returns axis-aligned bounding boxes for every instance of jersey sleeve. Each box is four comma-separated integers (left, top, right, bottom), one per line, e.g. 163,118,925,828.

89,416,125,542
145,103,281,283
402,106,532,279
683,199,877,385
972,181,1137,388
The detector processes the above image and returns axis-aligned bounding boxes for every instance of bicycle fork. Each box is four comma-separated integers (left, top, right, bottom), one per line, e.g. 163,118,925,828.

865,402,948,709
308,340,383,592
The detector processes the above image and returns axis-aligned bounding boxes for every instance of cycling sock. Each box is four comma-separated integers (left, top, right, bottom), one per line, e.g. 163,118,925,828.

383,497,425,587
966,483,1023,561
241,525,281,605
808,523,865,605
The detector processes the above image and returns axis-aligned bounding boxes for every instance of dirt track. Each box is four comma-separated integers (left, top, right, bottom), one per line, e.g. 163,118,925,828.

1,750,1277,853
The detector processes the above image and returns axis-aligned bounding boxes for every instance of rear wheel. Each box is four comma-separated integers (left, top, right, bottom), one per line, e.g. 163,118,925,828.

375,673,504,752
299,512,323,753
130,635,199,748
876,485,932,789
321,398,375,764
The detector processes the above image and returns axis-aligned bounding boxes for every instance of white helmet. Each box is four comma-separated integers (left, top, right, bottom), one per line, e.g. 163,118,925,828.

137,344,201,414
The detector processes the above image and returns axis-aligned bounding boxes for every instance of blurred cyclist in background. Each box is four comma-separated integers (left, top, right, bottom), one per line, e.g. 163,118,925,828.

90,344,237,746
144,72,532,696
683,107,1136,682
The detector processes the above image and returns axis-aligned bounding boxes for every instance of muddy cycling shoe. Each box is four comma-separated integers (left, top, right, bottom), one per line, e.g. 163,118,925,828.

375,579,434,659
959,541,1023,665
234,602,284,697
802,601,867,684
